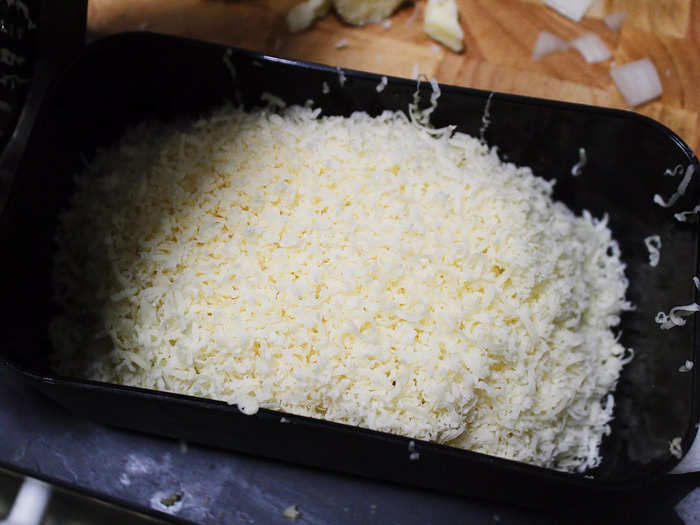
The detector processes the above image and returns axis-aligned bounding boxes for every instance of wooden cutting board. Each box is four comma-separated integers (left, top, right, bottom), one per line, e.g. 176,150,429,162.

89,0,699,153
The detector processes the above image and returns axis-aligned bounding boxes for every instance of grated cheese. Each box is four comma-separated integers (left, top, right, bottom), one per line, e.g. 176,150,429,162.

656,304,700,330
52,100,632,473
644,235,661,267
570,147,587,177
670,437,683,459
336,66,347,86
283,505,301,520
674,205,700,223
679,360,693,373
654,165,695,208
376,76,388,93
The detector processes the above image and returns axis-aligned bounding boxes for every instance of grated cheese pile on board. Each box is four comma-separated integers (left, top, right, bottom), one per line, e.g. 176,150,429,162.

51,102,632,472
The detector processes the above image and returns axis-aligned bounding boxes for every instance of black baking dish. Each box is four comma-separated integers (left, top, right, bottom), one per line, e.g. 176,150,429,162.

0,32,698,509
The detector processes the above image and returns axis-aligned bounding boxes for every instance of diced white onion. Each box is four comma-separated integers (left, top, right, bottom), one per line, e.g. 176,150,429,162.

335,39,349,49
605,11,627,31
542,0,594,22
532,31,569,61
571,33,610,63
610,57,662,107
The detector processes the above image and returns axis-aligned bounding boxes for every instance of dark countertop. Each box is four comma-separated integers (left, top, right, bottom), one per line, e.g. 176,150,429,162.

0,363,698,525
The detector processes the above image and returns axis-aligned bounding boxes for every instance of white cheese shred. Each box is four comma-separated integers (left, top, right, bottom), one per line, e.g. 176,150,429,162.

335,39,349,49
679,360,694,373
52,97,632,474
336,66,347,87
376,76,388,93
222,49,237,81
674,205,700,223
479,92,495,143
260,92,287,109
643,235,661,267
654,165,695,208
283,505,301,520
411,63,420,80
656,303,700,330
571,147,587,176
322,81,330,94
670,437,683,459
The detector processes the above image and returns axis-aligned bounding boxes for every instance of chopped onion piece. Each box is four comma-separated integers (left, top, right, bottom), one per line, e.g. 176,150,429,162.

571,33,610,63
543,0,594,22
605,11,627,31
335,39,349,49
610,58,662,107
532,31,569,61
376,75,388,92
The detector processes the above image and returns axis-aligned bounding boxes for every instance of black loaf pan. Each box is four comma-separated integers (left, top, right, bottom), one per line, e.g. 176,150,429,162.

1,31,699,510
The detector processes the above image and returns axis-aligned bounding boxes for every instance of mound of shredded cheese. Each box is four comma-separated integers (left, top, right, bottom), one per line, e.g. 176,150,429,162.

51,102,632,472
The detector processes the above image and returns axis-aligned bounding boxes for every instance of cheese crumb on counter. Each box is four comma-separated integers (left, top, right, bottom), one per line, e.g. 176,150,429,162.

283,505,302,520
333,0,405,25
52,100,631,473
424,0,464,52
287,0,332,33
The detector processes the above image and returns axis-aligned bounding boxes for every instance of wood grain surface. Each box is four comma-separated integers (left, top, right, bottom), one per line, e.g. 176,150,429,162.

88,0,699,153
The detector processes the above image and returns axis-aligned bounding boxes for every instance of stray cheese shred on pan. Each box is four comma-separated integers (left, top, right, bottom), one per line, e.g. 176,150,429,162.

51,100,633,473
